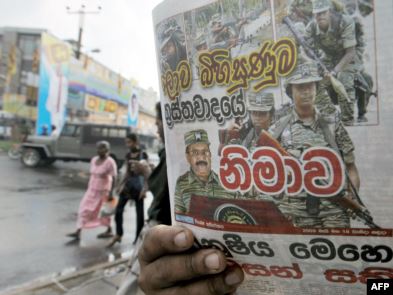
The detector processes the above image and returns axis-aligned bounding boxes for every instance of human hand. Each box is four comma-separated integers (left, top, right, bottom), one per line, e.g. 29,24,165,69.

138,225,244,295
139,189,147,200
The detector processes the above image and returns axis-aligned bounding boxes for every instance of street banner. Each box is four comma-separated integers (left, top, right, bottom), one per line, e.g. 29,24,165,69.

153,0,392,294
127,88,140,127
36,33,72,136
68,58,133,107
3,94,37,120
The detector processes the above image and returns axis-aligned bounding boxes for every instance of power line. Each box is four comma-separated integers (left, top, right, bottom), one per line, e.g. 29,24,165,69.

66,3,102,59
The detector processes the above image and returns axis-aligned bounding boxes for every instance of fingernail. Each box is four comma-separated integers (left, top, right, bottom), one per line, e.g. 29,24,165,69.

174,231,188,248
225,270,242,286
204,253,220,271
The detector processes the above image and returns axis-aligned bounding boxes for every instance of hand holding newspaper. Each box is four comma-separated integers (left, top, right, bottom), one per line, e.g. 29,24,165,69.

152,0,392,293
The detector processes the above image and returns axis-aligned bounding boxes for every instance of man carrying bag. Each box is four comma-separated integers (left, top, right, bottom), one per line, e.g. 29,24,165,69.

108,133,148,247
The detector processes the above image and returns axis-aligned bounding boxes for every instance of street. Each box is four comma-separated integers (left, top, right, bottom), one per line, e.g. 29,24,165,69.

0,154,148,292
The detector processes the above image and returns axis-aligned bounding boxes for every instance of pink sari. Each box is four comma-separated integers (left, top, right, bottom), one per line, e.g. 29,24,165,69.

77,156,117,229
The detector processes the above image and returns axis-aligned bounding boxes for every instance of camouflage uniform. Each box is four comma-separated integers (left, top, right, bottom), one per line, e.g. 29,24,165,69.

344,0,373,122
271,61,355,228
208,13,237,50
225,92,276,202
306,0,358,124
235,92,275,153
175,129,233,214
159,20,187,72
290,0,344,25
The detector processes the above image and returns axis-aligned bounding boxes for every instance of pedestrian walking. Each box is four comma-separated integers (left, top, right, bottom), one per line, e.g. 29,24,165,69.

66,141,117,240
107,133,147,247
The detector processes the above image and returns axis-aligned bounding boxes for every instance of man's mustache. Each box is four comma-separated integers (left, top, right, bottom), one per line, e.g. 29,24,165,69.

196,161,208,166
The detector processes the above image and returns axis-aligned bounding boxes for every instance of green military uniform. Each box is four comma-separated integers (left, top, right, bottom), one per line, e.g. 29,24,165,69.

227,92,276,202
306,0,358,124
175,129,233,214
344,1,373,122
209,13,237,50
241,92,275,152
272,61,355,228
290,0,344,25
159,20,187,72
174,169,233,214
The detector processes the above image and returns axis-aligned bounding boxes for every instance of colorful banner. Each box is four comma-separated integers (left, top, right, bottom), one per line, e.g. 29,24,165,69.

127,88,140,127
85,94,119,114
153,0,391,294
36,33,72,136
3,94,37,120
68,56,133,106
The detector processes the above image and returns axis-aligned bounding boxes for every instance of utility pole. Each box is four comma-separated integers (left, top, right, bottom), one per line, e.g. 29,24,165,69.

66,3,102,59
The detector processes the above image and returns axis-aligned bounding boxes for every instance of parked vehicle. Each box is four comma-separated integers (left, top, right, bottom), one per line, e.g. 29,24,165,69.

21,123,130,168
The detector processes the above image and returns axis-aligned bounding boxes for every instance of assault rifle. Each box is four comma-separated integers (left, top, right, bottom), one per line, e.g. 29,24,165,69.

283,16,351,102
257,130,380,229
218,117,252,155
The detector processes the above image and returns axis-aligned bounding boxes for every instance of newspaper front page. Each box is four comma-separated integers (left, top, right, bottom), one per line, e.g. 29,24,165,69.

152,0,393,293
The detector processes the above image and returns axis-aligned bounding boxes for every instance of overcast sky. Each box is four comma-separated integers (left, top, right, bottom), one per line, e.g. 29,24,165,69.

0,0,163,92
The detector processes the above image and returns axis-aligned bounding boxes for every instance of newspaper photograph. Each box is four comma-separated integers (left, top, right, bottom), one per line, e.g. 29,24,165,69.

152,0,392,293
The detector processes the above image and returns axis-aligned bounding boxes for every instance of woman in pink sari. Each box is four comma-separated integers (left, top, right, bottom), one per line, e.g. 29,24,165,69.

67,141,117,240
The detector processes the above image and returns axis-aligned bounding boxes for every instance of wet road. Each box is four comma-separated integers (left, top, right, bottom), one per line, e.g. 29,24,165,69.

0,155,147,291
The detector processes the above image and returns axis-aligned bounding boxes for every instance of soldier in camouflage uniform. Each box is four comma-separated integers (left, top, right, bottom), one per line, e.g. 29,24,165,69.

208,13,238,50
269,60,361,228
159,20,187,72
227,92,275,153
344,0,374,122
305,0,358,125
175,129,233,214
221,92,276,201
289,0,344,25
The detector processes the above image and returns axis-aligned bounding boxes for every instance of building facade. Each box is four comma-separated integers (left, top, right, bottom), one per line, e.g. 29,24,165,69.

0,27,158,149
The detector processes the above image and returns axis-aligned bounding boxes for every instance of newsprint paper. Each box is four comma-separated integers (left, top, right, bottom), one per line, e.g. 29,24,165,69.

152,0,392,294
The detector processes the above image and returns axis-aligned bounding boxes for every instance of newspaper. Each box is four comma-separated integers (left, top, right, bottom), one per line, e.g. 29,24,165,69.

152,0,393,293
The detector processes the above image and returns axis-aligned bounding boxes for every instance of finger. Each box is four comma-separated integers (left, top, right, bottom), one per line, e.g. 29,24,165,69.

138,225,194,265
140,248,227,289
146,264,244,295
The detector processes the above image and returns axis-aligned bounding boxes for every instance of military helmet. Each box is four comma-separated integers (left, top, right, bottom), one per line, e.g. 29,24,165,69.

286,60,322,85
285,59,322,99
184,129,210,148
312,0,331,14
247,92,275,112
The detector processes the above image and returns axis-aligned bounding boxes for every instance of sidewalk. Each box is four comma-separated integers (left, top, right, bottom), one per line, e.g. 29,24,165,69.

0,256,140,295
